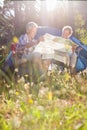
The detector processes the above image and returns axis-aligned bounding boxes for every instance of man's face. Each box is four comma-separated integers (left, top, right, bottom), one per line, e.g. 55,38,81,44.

62,29,71,39
28,27,37,39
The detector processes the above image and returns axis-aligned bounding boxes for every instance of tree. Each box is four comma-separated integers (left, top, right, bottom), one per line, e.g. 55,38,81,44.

0,0,14,45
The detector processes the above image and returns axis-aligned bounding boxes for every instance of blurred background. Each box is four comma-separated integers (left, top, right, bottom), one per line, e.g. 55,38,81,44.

0,0,87,45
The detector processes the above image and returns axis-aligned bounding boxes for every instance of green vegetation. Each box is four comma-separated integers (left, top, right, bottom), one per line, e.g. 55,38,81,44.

0,68,87,130
75,12,87,44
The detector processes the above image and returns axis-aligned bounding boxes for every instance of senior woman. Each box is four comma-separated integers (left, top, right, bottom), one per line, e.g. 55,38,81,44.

50,25,77,74
62,26,77,74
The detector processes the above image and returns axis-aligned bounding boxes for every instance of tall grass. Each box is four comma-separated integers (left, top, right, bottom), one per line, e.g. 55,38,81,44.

0,68,87,130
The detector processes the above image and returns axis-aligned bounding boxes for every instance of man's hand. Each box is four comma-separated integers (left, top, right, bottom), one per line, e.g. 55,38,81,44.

38,36,45,43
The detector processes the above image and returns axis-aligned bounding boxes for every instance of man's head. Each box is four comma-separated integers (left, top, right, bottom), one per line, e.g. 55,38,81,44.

62,26,73,39
26,22,38,39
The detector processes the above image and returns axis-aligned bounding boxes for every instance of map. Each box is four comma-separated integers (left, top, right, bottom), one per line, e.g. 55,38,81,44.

33,33,76,65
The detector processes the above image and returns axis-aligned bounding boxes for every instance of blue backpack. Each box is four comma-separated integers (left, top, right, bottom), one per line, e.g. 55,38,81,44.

70,36,87,71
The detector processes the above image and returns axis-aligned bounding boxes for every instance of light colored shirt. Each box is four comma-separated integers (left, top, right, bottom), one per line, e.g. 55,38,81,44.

17,34,36,54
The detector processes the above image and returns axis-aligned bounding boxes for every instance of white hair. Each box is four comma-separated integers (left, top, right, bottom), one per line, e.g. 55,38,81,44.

26,22,38,32
62,26,73,35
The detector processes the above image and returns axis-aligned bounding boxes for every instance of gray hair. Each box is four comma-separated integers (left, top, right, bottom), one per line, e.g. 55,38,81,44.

26,22,38,32
62,26,73,35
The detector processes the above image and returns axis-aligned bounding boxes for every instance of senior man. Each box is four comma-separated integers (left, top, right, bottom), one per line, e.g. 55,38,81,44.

16,22,45,78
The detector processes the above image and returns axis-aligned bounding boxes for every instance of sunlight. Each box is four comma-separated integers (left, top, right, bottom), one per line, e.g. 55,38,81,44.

46,0,69,12
46,0,57,11
0,0,4,7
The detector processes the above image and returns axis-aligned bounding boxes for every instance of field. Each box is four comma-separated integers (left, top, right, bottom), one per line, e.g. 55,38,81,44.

0,67,87,130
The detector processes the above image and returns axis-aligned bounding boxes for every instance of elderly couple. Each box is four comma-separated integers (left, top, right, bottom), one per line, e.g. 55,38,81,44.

16,22,77,77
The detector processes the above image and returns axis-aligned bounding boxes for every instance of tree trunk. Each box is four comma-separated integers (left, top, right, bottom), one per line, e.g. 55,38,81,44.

14,1,20,36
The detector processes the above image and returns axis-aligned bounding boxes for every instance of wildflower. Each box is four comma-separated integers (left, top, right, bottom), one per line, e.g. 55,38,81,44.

1,45,6,49
12,36,19,43
28,99,33,104
30,82,34,87
47,70,52,76
64,72,71,81
14,68,18,72
38,87,49,98
9,90,14,94
24,74,29,77
48,91,53,100
34,101,38,105
24,83,30,90
15,91,19,96
47,70,55,76
17,76,25,84
6,84,11,88
39,81,44,86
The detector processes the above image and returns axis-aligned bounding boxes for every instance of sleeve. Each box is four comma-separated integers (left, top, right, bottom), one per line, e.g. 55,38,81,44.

19,35,26,45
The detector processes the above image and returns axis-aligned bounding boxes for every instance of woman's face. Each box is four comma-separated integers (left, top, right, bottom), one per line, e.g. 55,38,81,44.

28,27,37,40
62,29,71,39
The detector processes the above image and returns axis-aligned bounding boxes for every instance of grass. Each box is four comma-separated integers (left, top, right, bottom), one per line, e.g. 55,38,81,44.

0,68,87,130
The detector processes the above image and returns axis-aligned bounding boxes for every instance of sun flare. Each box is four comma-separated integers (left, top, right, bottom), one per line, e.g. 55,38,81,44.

46,0,57,11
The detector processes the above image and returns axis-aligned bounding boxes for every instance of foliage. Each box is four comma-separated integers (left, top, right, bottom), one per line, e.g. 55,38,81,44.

74,12,87,44
0,1,15,45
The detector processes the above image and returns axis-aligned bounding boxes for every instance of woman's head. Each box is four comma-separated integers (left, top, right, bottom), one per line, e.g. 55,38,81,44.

62,26,73,39
26,22,38,39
